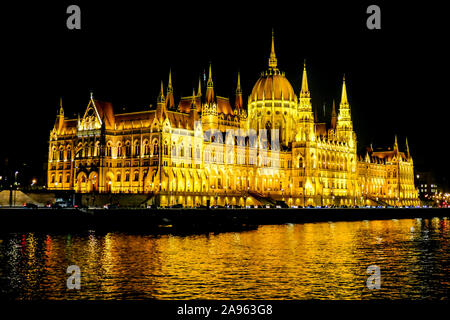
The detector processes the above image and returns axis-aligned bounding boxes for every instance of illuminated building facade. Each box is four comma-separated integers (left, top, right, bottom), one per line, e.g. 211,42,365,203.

47,33,420,207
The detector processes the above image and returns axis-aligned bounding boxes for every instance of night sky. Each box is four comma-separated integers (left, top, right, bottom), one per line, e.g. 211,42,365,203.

2,1,448,187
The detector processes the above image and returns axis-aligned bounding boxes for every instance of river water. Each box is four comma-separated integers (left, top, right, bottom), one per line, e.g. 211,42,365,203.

0,217,449,300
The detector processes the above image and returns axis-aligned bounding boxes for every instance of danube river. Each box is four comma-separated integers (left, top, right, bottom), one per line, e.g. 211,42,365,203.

0,217,449,300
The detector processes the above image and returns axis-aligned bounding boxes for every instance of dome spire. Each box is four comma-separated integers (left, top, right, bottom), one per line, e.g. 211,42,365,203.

268,29,278,69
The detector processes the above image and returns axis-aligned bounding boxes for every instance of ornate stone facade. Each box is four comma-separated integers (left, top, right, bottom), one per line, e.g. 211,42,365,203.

47,32,419,207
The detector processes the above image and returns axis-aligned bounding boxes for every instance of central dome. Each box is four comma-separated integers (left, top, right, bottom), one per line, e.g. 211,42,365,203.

247,31,299,146
249,69,296,103
249,30,296,104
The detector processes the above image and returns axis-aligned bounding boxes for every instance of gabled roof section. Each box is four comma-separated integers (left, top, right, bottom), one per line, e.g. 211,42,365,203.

91,99,115,129
217,96,233,115
371,150,408,162
178,95,202,113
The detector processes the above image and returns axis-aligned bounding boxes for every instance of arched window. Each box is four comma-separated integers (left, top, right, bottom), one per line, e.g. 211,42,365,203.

163,141,169,155
125,141,131,157
106,142,112,157
66,147,71,161
153,141,159,155
143,141,150,156
51,174,55,183
66,174,70,183
298,156,304,168
51,147,57,161
134,171,139,181
116,172,121,182
134,141,140,156
94,141,100,157
172,142,177,156
117,142,123,157
88,143,94,157
125,172,130,182
180,143,184,157
59,147,64,161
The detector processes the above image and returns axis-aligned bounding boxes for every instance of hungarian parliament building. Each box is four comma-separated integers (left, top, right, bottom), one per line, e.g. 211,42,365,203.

47,33,420,207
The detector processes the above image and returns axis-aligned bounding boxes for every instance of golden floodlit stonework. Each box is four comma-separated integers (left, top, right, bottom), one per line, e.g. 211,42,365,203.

47,32,419,207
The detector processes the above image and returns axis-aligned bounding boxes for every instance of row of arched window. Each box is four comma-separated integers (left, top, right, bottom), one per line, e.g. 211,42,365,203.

67,140,160,159
317,153,354,171
50,173,71,184
50,145,72,161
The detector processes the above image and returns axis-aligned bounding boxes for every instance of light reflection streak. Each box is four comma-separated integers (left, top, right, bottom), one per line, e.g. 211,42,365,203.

0,217,448,300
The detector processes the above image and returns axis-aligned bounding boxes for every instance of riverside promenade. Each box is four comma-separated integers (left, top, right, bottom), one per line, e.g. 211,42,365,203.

0,207,449,233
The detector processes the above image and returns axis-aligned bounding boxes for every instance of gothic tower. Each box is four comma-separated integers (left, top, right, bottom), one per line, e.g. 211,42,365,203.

296,61,315,141
336,75,355,146
202,63,218,132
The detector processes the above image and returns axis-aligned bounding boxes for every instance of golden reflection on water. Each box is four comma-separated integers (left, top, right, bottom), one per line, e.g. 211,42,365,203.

0,218,449,300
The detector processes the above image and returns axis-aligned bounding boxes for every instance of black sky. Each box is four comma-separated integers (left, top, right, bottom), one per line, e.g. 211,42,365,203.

2,1,449,186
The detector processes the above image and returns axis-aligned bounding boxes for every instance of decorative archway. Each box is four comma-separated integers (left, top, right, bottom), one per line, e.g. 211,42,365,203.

87,171,98,193
106,171,114,193
76,172,87,193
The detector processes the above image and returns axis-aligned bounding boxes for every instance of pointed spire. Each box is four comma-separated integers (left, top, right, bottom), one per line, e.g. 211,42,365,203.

236,71,242,94
167,69,173,93
90,91,94,100
190,88,196,110
205,63,215,104
166,69,174,109
394,134,399,152
157,81,165,103
406,137,410,158
331,99,337,116
197,76,202,96
330,99,337,130
156,81,168,122
340,74,348,106
235,72,243,111
300,60,310,98
59,97,64,115
207,63,213,88
336,75,353,140
268,28,278,69
365,151,371,163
